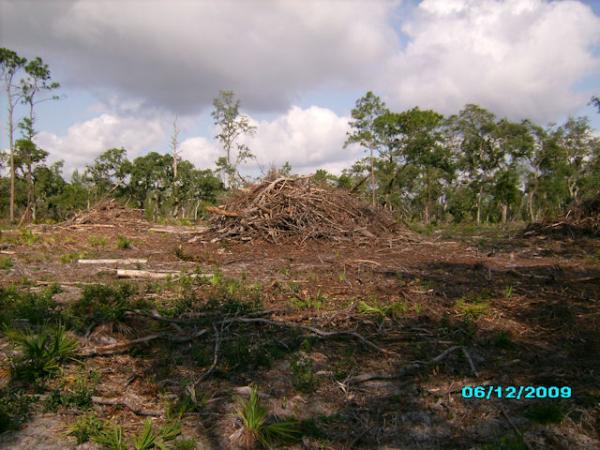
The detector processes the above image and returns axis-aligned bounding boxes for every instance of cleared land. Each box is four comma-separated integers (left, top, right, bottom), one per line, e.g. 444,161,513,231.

0,207,599,449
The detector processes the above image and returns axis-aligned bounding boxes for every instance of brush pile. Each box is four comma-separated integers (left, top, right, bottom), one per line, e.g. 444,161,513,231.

206,177,399,243
523,192,600,238
64,199,148,228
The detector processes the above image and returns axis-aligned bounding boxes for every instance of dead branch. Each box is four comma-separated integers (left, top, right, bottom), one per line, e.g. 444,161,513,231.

223,317,396,355
345,345,474,384
92,395,162,417
79,329,208,357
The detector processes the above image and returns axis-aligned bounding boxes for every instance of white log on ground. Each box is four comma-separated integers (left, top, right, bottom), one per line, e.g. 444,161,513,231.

115,269,210,279
149,225,208,234
78,258,147,265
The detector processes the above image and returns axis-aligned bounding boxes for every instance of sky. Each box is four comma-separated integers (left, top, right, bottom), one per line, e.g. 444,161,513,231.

1,0,600,178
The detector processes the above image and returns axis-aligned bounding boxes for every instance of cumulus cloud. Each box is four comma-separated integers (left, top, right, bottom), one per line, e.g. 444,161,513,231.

0,0,397,113
243,106,360,174
384,0,600,121
36,114,166,175
35,105,357,177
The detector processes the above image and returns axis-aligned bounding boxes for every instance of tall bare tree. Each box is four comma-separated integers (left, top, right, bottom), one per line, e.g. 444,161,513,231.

170,116,180,179
0,48,27,222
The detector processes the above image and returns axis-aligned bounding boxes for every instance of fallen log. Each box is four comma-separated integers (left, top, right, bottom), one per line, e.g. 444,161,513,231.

78,258,147,265
115,269,210,280
149,225,208,234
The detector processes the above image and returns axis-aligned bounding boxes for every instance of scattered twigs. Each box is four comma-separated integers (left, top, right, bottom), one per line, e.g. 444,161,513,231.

222,317,396,355
79,329,208,357
345,345,476,385
92,395,162,417
500,406,532,450
192,322,223,387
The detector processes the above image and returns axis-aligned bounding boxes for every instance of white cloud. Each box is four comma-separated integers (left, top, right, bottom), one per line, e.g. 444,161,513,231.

244,106,360,174
36,105,358,178
383,0,600,121
36,114,166,175
1,0,398,113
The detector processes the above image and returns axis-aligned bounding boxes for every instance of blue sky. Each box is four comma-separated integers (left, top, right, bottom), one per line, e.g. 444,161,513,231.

1,0,599,176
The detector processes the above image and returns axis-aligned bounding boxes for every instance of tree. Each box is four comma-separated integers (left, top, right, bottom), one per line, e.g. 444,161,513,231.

18,56,60,222
345,92,387,206
170,116,180,179
211,90,256,188
85,147,130,200
0,48,27,222
591,96,600,114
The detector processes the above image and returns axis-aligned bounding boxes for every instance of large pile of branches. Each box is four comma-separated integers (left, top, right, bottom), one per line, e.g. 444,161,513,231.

206,177,400,243
64,199,148,227
523,193,600,238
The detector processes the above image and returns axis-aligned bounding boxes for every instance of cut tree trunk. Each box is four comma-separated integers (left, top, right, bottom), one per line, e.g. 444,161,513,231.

78,258,147,265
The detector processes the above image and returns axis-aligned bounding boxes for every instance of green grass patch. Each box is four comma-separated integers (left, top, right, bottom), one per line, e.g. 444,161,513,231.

116,235,132,249
0,285,61,327
87,235,107,248
0,256,13,270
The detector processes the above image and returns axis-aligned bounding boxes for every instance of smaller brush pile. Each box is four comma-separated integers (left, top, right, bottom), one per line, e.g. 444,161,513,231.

64,199,148,228
206,177,399,243
523,193,600,238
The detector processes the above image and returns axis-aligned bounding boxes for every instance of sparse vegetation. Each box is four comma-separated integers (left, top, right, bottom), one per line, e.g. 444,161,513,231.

117,234,132,249
0,256,13,270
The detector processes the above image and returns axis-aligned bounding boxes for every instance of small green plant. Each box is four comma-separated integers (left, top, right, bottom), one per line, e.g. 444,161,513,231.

235,386,301,449
133,419,159,450
87,235,107,248
482,434,527,450
20,228,40,245
455,298,490,318
357,300,408,318
116,235,132,249
68,413,104,444
524,402,564,424
291,292,325,311
0,256,13,270
7,324,79,381
291,355,318,393
60,251,87,264
504,285,513,299
93,422,126,450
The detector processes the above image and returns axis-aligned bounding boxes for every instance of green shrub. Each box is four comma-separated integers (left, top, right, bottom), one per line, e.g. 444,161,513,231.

117,235,132,249
68,283,140,329
68,414,104,444
93,422,126,450
44,371,98,411
7,324,78,382
0,388,36,433
0,285,61,327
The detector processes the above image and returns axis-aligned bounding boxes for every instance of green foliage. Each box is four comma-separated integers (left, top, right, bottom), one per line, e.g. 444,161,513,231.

60,251,87,264
68,413,104,444
0,388,35,433
290,292,326,311
0,256,13,269
87,234,107,248
93,422,126,450
171,439,197,450
7,324,78,382
68,283,141,329
44,370,98,411
483,434,527,450
455,298,490,318
236,386,302,449
133,419,159,450
116,234,132,249
20,228,40,245
524,402,565,424
0,285,60,327
357,300,409,319
291,355,318,393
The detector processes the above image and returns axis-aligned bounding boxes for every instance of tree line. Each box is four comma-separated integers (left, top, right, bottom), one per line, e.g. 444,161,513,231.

2,47,599,225
339,92,600,224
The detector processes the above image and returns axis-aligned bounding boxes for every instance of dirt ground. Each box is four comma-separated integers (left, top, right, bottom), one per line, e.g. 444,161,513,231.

0,220,599,449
